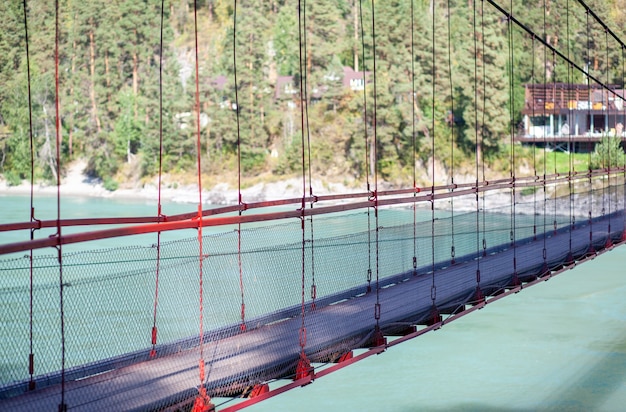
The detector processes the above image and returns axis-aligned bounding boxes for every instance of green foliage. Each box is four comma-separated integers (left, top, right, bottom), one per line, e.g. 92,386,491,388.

4,170,23,186
590,136,624,170
275,139,303,176
1,0,624,189
103,177,119,191
274,8,298,76
241,148,267,174
113,89,143,162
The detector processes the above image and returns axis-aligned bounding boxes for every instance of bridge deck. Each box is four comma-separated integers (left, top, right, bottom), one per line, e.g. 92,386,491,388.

1,214,623,411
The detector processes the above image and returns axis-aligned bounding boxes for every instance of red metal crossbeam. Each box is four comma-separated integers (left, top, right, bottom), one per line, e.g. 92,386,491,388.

1,169,623,256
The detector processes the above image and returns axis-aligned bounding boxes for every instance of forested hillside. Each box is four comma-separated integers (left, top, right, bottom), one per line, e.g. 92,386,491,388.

1,0,625,189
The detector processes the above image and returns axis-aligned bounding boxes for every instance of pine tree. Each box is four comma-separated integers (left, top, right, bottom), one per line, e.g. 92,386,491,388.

220,0,274,173
457,0,510,165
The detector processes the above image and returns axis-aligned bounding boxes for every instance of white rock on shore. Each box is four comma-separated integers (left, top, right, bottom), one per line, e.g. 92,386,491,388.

0,160,361,205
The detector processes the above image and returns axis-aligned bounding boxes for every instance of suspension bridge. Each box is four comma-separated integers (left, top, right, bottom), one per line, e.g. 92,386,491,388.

2,0,626,411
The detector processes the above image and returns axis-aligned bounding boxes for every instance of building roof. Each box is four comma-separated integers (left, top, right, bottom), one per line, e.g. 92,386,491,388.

523,83,625,115
274,67,372,100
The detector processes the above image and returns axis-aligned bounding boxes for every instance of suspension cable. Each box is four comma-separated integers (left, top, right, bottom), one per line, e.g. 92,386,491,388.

359,0,373,294
410,0,417,277
575,0,626,50
508,0,518,286
481,0,487,259
295,0,312,380
370,0,383,342
150,0,166,359
447,0,455,266
552,50,557,237
302,0,316,311
54,0,67,409
571,3,626,237
23,0,37,392
429,0,438,323
586,6,594,254
473,0,482,302
191,1,212,410
623,45,626,241
531,34,537,240
542,0,548,271
566,0,574,262
604,26,612,245
233,0,246,332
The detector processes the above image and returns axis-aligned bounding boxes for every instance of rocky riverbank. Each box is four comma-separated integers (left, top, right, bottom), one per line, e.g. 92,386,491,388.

1,160,621,220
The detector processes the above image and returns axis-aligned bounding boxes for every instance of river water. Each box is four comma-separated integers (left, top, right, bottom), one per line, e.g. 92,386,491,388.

1,194,626,411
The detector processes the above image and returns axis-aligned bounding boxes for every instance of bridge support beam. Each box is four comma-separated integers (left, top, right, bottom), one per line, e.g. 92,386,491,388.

191,388,215,412
427,305,442,326
295,353,314,381
371,325,387,347
337,351,354,363
440,305,463,315
473,287,485,305
507,272,521,289
393,325,417,336
247,384,270,399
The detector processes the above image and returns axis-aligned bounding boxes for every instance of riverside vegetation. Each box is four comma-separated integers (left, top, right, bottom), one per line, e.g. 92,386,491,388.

1,0,625,192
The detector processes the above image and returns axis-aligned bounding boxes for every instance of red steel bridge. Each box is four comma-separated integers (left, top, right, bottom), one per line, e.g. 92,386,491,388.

2,0,626,411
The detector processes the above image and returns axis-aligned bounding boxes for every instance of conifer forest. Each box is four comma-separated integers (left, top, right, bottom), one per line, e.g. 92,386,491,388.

0,0,624,188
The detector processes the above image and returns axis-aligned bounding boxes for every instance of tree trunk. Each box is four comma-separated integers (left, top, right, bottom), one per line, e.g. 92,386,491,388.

353,0,358,72
133,29,139,119
476,140,483,176
105,50,110,88
307,21,313,109
369,135,375,178
413,98,431,140
89,21,102,134
42,105,58,183
69,38,76,158
249,35,255,146
104,50,112,107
